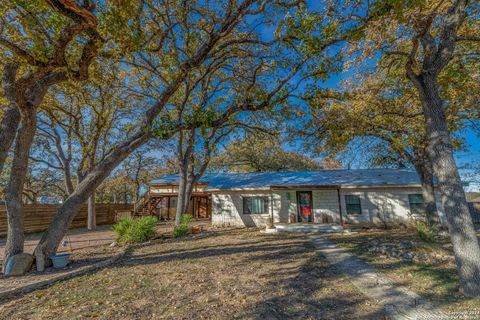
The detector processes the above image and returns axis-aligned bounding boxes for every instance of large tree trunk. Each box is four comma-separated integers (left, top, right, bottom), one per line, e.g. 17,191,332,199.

63,160,75,195
176,166,208,225
0,105,20,176
34,192,85,271
178,175,196,224
418,75,480,297
3,110,36,269
174,130,193,226
33,133,148,271
184,174,196,216
174,128,215,225
87,192,96,230
0,64,21,176
413,161,440,227
420,171,440,227
175,168,188,226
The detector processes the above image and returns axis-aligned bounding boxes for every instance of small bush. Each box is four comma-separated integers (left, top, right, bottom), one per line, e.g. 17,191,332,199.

173,214,193,238
113,217,133,238
414,221,436,243
180,214,194,225
114,216,158,244
173,224,190,238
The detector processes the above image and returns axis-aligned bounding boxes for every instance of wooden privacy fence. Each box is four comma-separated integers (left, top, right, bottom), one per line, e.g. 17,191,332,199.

468,202,480,224
0,203,133,236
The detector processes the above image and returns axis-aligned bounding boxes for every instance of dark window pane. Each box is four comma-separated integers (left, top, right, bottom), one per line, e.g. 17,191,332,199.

345,195,361,215
408,194,426,214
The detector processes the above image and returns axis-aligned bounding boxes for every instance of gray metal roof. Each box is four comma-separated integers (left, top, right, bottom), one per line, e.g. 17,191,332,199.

150,169,423,190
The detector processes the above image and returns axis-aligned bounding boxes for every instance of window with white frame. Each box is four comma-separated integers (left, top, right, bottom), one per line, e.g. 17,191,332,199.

243,197,269,214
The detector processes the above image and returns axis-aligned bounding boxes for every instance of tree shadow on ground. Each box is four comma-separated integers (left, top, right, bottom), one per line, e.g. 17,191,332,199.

236,241,385,319
115,232,385,319
120,240,305,268
0,230,389,319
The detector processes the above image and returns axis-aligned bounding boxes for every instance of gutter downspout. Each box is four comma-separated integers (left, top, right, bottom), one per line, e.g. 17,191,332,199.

337,188,344,226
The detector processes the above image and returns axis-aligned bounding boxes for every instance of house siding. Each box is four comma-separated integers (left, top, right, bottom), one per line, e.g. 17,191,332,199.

340,187,419,225
275,189,341,224
211,191,280,227
212,186,446,228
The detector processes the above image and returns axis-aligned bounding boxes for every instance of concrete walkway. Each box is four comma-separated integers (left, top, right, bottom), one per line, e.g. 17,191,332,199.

310,236,445,320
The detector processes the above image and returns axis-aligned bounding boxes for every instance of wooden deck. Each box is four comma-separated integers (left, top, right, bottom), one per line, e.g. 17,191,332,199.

134,193,212,221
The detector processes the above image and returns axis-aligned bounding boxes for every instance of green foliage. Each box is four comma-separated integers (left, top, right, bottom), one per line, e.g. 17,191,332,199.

173,214,194,238
370,0,427,20
173,224,189,238
210,133,337,172
183,108,216,128
150,114,179,139
413,221,436,243
113,216,158,244
180,214,194,225
113,217,134,241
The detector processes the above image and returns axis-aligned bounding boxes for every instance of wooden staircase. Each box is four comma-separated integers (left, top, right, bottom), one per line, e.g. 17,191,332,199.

134,192,162,217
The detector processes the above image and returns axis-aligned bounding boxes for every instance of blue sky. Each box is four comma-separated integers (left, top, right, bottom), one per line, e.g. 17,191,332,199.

150,2,479,191
257,3,480,191
455,128,480,191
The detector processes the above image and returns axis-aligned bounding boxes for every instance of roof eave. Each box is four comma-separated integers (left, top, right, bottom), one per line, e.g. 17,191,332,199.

206,187,272,192
208,184,423,192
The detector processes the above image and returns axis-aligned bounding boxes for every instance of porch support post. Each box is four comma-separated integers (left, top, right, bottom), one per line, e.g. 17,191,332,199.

167,196,171,220
337,188,344,226
193,196,196,219
270,189,274,225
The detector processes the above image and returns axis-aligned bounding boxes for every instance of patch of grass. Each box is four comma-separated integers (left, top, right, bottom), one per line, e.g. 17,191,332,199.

413,221,436,243
113,216,157,244
173,214,193,238
172,224,189,238
377,261,480,311
406,263,458,297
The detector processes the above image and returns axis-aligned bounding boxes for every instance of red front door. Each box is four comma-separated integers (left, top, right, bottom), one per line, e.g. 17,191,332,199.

297,191,313,223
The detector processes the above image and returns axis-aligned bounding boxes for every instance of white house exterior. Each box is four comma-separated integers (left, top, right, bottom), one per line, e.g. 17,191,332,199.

149,169,446,228
210,187,446,228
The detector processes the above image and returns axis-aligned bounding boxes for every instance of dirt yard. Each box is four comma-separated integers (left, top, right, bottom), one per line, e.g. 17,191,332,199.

328,229,480,313
0,229,382,319
0,222,182,266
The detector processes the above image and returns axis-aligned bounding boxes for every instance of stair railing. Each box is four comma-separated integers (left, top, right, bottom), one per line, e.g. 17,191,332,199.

134,191,150,214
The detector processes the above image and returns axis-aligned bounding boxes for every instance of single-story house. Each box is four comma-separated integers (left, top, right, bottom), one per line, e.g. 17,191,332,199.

139,169,446,228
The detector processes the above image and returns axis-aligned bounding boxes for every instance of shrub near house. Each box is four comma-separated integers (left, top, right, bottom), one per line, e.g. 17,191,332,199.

113,216,158,244
173,215,194,238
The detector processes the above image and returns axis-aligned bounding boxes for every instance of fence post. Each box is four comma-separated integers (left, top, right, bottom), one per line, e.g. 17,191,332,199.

108,203,113,224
